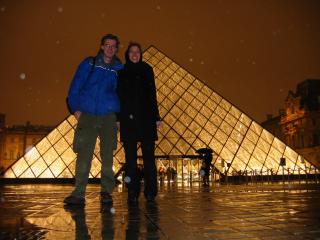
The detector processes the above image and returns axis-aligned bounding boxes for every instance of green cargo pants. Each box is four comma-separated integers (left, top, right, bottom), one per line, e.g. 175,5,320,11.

71,112,117,197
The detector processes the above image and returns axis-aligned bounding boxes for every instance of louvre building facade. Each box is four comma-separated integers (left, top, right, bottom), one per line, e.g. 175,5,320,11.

3,46,317,180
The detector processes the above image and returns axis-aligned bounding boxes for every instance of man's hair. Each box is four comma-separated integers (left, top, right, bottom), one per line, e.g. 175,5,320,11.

100,34,120,48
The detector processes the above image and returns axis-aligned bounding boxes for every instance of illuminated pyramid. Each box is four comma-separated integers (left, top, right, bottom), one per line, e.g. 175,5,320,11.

3,46,316,179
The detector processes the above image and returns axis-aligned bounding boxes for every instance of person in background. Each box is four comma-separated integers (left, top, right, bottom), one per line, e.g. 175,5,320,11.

117,42,161,204
64,34,122,206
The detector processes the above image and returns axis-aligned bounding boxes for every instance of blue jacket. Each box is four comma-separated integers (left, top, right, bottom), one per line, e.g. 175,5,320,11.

67,54,123,115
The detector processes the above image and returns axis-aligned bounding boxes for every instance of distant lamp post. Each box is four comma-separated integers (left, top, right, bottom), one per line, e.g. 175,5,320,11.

280,157,286,182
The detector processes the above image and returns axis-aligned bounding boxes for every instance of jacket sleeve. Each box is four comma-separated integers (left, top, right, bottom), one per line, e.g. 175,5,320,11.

67,58,92,114
146,64,161,121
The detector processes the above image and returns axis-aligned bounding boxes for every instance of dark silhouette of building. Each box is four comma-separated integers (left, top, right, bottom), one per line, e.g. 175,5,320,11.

262,79,320,168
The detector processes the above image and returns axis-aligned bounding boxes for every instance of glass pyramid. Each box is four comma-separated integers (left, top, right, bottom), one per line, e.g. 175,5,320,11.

3,46,316,179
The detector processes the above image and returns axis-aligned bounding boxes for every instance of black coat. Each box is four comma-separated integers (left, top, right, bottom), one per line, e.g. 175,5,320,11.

117,61,160,142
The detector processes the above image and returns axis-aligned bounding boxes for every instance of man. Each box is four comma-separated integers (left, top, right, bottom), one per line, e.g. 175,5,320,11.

64,34,122,206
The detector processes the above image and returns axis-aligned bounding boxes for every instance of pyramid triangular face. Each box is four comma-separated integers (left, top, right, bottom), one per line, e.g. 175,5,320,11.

3,46,316,179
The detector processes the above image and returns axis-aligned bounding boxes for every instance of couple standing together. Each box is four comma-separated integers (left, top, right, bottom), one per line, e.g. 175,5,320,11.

64,34,161,206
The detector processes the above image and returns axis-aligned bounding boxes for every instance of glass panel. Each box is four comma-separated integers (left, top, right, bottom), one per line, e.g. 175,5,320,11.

225,138,239,154
219,99,231,111
246,129,259,144
175,138,191,154
237,147,251,164
272,138,286,153
230,129,244,144
30,158,47,177
190,97,202,110
60,147,76,166
211,92,222,103
214,106,227,119
239,113,251,127
252,148,267,164
148,56,160,66
159,138,174,153
229,106,241,119
171,106,183,119
157,72,169,84
220,147,234,163
168,62,179,71
184,73,195,83
199,105,212,119
172,120,186,135
224,113,238,127
172,72,182,83
90,157,101,177
198,129,212,145
206,99,218,111
35,138,51,155
11,158,29,177
161,56,172,66
185,105,198,119
189,121,201,136
42,147,59,166
176,67,188,78
261,129,274,144
251,121,263,135
174,85,185,96
220,121,233,135
155,51,165,60
179,78,191,90
209,138,223,154
176,98,188,111
231,157,247,172
57,168,73,178
241,138,255,154
179,113,193,127
202,85,213,97
24,147,40,166
161,98,174,110
193,79,204,89
257,137,271,154
194,113,207,127
234,121,248,135
163,67,174,77
67,115,77,127
50,157,66,177
19,168,35,178
197,92,208,104
214,129,228,144
165,113,177,126
247,156,263,172
156,60,166,71
210,113,223,127
38,168,54,178
53,137,69,155
47,129,62,145
188,85,200,97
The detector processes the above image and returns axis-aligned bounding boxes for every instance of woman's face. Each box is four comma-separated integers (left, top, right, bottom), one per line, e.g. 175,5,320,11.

128,46,141,63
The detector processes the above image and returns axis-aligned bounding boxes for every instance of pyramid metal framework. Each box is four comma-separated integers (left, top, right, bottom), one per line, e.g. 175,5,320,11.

3,46,316,179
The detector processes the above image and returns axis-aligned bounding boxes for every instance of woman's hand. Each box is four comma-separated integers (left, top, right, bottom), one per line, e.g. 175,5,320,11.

156,121,162,129
74,111,82,121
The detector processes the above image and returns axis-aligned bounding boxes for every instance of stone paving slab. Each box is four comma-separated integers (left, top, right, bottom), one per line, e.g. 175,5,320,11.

0,183,320,239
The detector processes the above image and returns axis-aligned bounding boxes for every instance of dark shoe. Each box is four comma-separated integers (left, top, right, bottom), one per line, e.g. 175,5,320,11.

64,195,85,206
145,195,155,202
100,192,113,204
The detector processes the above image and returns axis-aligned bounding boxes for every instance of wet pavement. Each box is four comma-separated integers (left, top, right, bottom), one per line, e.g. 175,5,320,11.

0,182,320,240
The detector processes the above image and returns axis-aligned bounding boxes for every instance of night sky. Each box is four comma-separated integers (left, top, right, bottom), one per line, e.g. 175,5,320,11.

1,0,319,126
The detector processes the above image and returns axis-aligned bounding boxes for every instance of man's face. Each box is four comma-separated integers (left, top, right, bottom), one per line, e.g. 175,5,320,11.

101,39,118,59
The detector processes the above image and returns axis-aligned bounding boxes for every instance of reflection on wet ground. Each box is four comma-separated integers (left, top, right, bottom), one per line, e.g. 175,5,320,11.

0,182,320,239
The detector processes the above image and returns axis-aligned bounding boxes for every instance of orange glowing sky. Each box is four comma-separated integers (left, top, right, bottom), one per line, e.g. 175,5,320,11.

0,0,320,125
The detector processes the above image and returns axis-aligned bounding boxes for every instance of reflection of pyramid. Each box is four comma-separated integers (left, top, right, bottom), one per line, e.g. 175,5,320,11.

3,46,315,179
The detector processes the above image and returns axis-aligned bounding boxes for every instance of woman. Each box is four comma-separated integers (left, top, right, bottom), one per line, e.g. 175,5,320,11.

117,42,161,204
